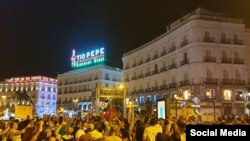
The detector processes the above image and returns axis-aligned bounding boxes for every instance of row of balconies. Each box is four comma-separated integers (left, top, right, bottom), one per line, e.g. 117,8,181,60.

203,78,246,85
138,98,249,105
204,37,243,45
0,88,56,93
58,99,91,104
58,89,92,94
58,77,120,86
124,38,244,70
125,57,244,71
125,59,244,82
203,57,244,64
126,64,247,82
39,96,56,100
129,79,247,95
136,96,250,106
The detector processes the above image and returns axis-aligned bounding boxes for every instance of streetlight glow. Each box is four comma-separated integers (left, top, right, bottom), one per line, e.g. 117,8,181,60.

118,83,124,89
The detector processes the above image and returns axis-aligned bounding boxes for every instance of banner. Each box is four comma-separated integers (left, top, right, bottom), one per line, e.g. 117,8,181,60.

15,105,33,119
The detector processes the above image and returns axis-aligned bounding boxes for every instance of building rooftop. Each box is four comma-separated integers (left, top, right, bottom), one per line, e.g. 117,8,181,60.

123,7,244,57
4,76,57,84
58,64,122,77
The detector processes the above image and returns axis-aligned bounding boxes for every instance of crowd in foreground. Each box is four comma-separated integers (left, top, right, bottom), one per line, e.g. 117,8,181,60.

0,113,250,141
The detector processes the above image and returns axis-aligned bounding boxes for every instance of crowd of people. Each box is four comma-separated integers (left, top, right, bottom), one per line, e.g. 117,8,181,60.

0,113,250,141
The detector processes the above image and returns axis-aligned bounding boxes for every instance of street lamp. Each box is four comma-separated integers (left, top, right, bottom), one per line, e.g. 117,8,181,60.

212,100,216,122
73,99,79,110
175,96,179,117
117,83,127,117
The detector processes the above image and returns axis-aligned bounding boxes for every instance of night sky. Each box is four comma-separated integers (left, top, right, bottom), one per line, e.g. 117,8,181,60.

1,0,250,80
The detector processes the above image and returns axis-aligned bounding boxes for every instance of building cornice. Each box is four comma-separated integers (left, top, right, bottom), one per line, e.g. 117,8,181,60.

123,7,244,57
58,64,122,77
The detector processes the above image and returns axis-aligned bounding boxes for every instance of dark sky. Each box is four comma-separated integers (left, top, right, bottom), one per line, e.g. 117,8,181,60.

1,0,250,80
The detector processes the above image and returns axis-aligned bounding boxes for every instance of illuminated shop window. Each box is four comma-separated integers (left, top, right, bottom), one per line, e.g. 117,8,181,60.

205,89,215,99
223,90,232,100
183,90,191,100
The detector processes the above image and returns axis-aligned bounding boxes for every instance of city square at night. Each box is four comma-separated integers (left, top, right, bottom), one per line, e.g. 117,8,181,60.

1,1,250,141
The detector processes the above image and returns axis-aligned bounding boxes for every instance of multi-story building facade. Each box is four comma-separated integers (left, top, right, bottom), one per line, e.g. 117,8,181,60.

122,7,250,118
57,64,122,113
0,76,57,117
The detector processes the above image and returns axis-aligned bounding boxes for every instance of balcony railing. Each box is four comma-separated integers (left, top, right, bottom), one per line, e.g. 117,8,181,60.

131,76,137,81
137,74,144,79
160,85,168,90
234,80,245,85
144,72,151,77
180,80,190,86
180,40,188,47
168,64,177,70
180,59,189,66
160,67,167,72
169,82,177,88
145,57,151,63
233,59,244,64
204,57,216,62
153,54,159,60
137,89,144,94
132,63,137,67
130,90,136,95
221,58,232,64
203,37,214,42
168,46,176,53
161,50,167,56
233,40,243,45
138,60,144,65
204,78,218,84
220,38,231,44
145,88,151,93
152,86,159,91
221,79,234,85
151,70,158,75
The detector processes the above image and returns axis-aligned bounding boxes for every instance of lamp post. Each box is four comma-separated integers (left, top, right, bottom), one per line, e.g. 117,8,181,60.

212,100,216,122
117,83,127,117
175,96,179,117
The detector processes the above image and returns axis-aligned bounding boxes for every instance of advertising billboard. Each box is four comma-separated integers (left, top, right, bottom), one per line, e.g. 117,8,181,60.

157,100,166,119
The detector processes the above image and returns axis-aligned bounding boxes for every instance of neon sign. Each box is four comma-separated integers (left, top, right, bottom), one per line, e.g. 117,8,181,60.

71,47,105,68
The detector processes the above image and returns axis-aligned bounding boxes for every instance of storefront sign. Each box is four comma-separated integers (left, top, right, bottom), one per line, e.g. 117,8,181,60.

71,47,105,68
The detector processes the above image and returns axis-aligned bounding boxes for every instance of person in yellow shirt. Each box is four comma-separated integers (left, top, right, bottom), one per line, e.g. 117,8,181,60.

143,118,162,141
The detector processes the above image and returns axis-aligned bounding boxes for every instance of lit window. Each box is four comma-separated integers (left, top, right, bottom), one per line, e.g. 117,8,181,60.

183,90,191,100
205,89,215,99
223,90,231,100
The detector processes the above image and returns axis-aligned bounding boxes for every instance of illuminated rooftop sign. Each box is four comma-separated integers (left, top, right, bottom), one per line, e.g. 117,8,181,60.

71,47,105,68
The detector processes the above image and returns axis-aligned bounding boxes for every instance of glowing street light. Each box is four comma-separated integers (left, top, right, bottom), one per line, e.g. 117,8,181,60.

2,95,6,99
73,99,79,110
117,83,127,117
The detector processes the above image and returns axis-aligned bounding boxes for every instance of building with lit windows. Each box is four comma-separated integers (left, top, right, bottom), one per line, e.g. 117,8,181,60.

0,76,57,117
122,7,250,118
57,47,122,115
57,64,122,113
